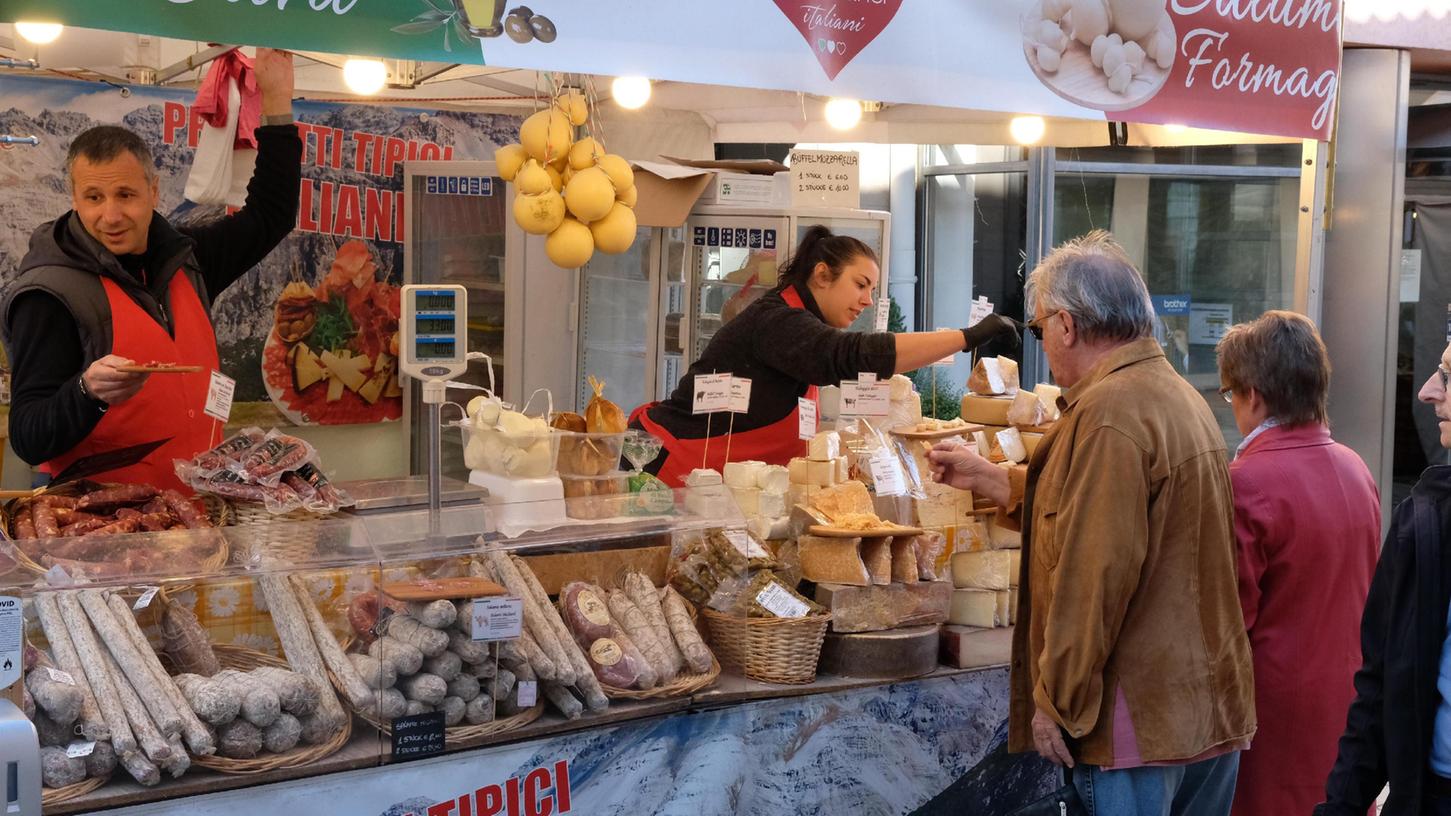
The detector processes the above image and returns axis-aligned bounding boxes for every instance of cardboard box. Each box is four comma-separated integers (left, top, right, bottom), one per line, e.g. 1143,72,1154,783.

629,160,714,228
663,156,790,207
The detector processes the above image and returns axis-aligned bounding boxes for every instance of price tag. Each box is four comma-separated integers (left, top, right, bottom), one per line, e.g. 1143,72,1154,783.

391,711,446,762
724,528,769,560
756,582,809,618
0,597,20,689
842,381,890,417
968,297,994,328
65,741,96,759
469,596,524,642
133,586,160,611
729,376,752,414
797,398,817,441
933,327,958,368
692,373,732,414
517,680,538,708
869,449,907,497
44,667,75,686
873,297,890,332
204,370,236,423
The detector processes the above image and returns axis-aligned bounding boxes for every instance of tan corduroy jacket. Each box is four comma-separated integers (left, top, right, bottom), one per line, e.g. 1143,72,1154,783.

1002,338,1256,766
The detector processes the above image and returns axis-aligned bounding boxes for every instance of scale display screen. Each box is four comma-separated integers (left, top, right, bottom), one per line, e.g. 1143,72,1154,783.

414,315,455,335
415,292,456,311
415,340,457,360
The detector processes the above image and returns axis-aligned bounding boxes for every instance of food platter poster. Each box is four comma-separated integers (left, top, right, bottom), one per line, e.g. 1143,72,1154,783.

0,73,520,427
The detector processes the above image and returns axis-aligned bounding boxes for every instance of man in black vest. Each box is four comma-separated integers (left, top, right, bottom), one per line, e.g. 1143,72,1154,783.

2,48,301,484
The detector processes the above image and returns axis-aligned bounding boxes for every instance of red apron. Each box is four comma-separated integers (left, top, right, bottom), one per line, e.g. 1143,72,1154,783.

633,285,818,488
43,273,221,492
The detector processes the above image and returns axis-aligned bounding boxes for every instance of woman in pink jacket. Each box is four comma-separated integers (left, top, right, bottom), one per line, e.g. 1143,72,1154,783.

1216,311,1381,816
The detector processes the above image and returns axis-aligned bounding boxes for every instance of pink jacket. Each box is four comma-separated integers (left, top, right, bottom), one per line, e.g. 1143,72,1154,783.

1229,423,1380,816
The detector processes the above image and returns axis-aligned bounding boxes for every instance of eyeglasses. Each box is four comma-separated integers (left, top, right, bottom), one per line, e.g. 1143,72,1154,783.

1439,364,1451,391
1026,314,1051,341
1218,386,1233,404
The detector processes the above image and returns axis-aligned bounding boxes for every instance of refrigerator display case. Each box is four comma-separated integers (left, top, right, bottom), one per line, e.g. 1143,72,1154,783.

575,205,891,405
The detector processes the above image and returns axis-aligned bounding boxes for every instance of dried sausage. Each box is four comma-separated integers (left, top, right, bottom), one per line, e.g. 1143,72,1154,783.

31,502,60,538
240,435,311,480
160,490,210,529
194,429,265,472
76,484,158,513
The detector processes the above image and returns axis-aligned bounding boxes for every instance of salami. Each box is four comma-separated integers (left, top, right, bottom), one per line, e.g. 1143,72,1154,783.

76,484,158,513
160,490,210,529
31,502,60,538
13,508,37,540
193,428,266,472
239,433,312,481
59,518,110,537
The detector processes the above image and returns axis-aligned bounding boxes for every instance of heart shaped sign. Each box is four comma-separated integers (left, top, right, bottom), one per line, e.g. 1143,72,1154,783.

774,0,903,80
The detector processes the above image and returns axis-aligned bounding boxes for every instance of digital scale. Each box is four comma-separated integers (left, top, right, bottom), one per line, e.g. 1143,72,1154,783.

400,285,470,513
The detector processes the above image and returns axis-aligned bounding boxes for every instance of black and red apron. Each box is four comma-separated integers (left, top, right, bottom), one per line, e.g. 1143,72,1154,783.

633,285,817,488
42,272,221,491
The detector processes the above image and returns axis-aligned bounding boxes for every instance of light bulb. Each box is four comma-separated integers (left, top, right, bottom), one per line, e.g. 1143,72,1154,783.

611,76,652,110
342,59,388,96
824,98,863,131
1010,115,1046,145
15,22,63,45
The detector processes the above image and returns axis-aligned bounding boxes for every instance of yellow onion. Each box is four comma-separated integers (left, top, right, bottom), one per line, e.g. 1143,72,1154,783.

515,160,552,196
590,202,637,254
546,217,595,268
513,190,566,235
494,143,527,181
520,108,573,164
595,154,634,192
564,166,616,223
568,137,603,171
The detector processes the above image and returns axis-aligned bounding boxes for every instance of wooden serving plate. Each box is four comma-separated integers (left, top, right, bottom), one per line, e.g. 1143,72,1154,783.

1021,14,1174,112
116,364,204,374
808,524,923,539
382,577,506,601
890,424,985,440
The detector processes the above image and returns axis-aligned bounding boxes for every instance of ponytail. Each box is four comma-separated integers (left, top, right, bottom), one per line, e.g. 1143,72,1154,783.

774,225,877,293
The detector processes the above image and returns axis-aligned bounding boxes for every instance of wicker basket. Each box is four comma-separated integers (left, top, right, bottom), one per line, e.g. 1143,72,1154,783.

1,487,230,578
42,774,106,807
600,655,722,700
225,502,341,565
699,609,832,685
188,643,351,775
354,702,544,751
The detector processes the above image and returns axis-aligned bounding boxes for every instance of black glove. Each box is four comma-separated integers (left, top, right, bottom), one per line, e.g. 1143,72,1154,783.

962,314,1022,352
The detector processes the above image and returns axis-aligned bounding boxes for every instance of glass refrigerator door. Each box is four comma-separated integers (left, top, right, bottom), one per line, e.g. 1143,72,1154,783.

576,226,654,411
794,214,890,333
685,217,790,365
404,163,508,479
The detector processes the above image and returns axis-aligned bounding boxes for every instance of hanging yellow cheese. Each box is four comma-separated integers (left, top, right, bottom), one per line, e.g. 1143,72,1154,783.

546,217,595,268
513,190,566,235
595,154,635,192
520,108,573,164
569,137,603,171
564,167,616,223
515,160,552,196
590,202,637,254
494,143,527,181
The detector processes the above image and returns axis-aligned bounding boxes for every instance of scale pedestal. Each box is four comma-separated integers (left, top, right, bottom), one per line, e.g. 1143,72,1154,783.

468,469,565,531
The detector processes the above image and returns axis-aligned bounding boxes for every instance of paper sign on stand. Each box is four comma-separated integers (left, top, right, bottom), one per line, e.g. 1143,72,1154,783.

0,597,20,689
797,398,818,440
692,374,732,414
729,377,752,414
204,371,236,423
470,597,524,642
842,376,890,417
869,449,908,497
789,149,859,209
873,298,890,332
968,297,994,328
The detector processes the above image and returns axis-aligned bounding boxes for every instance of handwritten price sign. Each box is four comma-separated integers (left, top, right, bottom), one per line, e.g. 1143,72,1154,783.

790,149,860,209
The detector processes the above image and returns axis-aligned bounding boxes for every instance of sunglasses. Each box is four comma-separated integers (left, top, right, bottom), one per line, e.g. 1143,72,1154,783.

1218,386,1233,404
1026,314,1052,341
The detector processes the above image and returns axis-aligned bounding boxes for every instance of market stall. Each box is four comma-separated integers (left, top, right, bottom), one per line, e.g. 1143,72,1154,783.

0,2,1344,813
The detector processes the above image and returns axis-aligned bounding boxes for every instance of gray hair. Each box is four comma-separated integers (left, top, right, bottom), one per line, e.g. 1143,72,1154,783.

1025,230,1154,344
66,125,157,188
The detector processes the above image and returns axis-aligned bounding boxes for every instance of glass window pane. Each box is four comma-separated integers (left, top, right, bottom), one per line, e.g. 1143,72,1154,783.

577,226,653,411
1052,169,1299,449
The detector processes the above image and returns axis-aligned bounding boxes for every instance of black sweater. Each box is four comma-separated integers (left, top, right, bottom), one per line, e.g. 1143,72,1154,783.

642,285,897,440
1317,465,1451,816
6,124,302,465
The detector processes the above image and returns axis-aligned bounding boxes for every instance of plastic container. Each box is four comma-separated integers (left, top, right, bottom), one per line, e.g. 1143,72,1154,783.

555,431,627,477
457,419,561,478
560,472,630,520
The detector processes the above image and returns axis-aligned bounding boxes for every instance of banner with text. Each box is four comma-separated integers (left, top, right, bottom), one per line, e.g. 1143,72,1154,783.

0,1,1339,138
0,74,518,426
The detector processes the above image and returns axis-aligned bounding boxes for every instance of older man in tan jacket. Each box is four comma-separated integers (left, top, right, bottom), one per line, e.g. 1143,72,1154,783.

929,231,1256,816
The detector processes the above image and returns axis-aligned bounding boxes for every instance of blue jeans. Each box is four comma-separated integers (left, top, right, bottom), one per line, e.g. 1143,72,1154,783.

1071,752,1240,816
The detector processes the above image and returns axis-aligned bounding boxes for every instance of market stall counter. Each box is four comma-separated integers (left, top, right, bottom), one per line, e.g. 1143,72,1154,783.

3,467,1020,814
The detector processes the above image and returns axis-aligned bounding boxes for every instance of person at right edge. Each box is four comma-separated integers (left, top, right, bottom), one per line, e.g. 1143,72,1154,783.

1316,339,1451,816
1214,311,1379,816
927,230,1256,816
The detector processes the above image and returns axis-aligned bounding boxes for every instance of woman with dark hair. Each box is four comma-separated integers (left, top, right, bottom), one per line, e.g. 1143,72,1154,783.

1215,311,1380,816
632,226,1018,487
